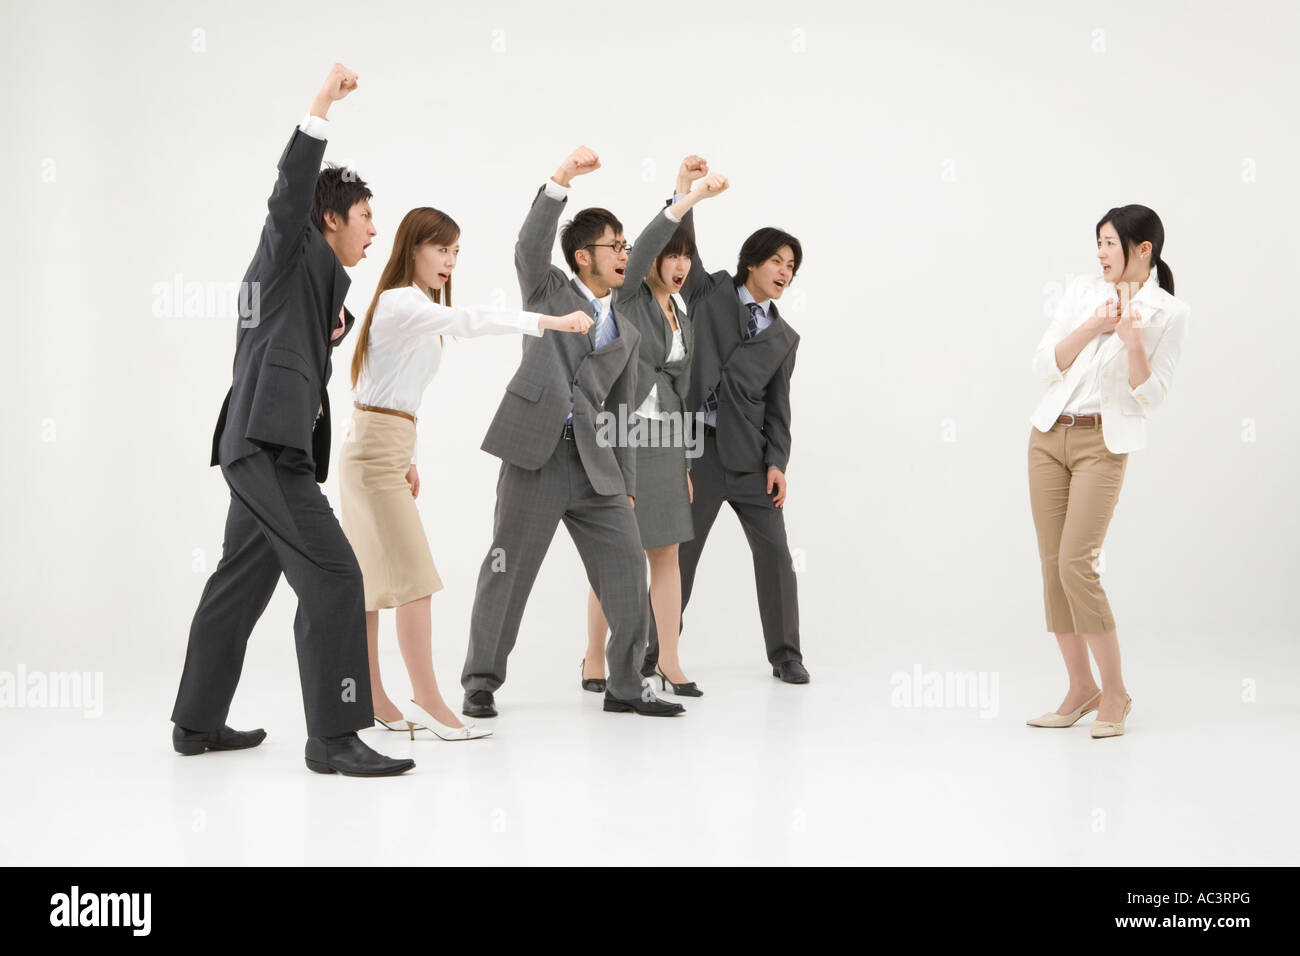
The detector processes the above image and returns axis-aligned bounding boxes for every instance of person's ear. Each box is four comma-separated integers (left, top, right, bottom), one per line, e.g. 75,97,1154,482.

1138,240,1152,260
322,209,339,234
575,249,590,270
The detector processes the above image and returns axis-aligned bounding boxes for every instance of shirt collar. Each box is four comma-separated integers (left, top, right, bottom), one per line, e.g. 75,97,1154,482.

737,284,770,317
573,277,611,313
1112,269,1165,324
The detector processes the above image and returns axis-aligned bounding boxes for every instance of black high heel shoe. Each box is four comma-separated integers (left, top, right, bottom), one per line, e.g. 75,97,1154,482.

580,659,607,693
655,665,703,697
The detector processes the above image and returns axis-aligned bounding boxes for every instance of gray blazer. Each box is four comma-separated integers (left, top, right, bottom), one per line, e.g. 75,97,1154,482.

613,208,693,422
480,186,641,497
680,207,799,474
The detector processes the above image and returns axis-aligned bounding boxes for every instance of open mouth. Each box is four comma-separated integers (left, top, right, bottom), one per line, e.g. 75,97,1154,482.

774,279,787,290
671,275,684,288
437,272,450,283
614,268,625,277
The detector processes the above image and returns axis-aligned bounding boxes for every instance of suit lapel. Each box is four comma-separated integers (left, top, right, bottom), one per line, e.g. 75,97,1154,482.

328,257,352,345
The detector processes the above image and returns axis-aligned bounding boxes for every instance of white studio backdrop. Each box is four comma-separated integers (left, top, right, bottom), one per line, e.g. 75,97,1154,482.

1,0,1297,719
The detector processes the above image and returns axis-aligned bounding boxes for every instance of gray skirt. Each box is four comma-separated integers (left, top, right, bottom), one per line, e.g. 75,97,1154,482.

631,416,694,550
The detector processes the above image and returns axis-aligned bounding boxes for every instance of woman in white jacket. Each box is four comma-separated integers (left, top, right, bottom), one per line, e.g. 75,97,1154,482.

1025,204,1189,739
341,207,590,740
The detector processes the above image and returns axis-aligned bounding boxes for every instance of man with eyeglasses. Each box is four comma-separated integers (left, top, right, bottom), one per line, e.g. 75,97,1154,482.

460,146,686,718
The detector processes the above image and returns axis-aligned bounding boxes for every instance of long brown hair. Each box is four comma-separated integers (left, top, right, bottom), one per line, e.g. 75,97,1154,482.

351,207,461,389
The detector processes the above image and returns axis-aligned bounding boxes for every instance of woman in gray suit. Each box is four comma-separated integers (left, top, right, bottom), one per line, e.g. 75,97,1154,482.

581,157,729,697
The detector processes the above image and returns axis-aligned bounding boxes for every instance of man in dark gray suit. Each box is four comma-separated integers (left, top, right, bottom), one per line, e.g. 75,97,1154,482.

171,65,414,775
461,146,685,718
642,212,809,684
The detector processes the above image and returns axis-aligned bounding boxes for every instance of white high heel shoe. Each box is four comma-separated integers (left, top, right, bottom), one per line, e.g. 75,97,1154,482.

406,700,492,741
373,714,417,739
1026,690,1102,728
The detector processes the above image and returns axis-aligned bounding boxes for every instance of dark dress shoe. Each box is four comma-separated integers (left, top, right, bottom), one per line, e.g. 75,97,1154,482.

772,660,811,684
304,732,414,777
173,723,267,756
603,692,685,716
462,689,497,718
580,659,607,693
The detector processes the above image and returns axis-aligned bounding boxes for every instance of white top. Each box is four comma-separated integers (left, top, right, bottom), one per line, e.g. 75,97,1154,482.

352,284,542,461
1054,273,1165,415
635,326,687,420
1030,272,1190,454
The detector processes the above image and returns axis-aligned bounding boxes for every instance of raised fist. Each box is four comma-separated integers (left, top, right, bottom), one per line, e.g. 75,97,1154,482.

678,155,709,182
554,146,601,186
321,63,359,102
692,172,729,198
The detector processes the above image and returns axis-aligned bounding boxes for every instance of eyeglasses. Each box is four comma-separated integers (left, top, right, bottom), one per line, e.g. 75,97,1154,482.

586,241,632,254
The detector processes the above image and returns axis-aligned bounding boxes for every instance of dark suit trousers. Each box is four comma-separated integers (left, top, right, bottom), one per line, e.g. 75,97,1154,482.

645,427,801,669
171,444,374,738
461,436,649,700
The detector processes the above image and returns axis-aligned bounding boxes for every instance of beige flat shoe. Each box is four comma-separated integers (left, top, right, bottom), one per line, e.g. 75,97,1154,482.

1026,690,1102,728
1091,696,1133,738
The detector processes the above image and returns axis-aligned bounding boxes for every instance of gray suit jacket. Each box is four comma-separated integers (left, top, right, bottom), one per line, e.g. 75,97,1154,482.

480,186,641,497
680,208,799,474
613,208,693,415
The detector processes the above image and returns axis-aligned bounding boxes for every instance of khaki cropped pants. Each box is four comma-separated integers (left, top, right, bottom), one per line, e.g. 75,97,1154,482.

1028,421,1128,634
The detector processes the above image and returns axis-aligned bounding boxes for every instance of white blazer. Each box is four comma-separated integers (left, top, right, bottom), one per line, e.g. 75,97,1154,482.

1030,274,1190,453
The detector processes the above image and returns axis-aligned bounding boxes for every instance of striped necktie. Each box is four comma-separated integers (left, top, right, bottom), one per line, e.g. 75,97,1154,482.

591,299,617,349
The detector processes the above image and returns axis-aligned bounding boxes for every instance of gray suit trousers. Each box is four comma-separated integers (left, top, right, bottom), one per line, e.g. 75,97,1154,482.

646,427,802,668
462,436,649,700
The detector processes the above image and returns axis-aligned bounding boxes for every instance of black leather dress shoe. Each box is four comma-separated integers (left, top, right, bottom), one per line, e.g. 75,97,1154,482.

173,723,267,756
772,660,811,684
304,732,414,777
462,689,497,718
603,692,685,716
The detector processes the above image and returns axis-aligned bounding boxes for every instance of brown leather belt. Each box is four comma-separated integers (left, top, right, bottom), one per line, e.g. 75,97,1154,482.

1056,413,1100,427
354,402,416,423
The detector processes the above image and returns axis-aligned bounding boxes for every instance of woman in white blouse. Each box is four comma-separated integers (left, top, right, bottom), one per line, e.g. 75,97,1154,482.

341,206,590,740
1026,204,1189,739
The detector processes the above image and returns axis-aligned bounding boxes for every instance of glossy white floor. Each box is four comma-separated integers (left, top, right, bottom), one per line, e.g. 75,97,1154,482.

2,625,1297,866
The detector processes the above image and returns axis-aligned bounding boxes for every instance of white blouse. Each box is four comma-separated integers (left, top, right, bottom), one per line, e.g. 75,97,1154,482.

634,325,687,421
1053,274,1164,416
351,284,542,460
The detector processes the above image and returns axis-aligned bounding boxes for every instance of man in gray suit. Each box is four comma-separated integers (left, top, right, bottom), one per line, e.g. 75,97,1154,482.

461,146,685,718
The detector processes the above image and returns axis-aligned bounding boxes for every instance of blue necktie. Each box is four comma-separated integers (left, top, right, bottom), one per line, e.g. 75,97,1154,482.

592,299,617,349
702,302,764,416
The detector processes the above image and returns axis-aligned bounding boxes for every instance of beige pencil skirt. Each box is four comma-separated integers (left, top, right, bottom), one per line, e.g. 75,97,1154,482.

339,408,444,611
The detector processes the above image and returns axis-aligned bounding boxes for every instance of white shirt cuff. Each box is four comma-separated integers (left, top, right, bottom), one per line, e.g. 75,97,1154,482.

299,113,330,140
544,179,569,201
523,311,544,337
663,207,680,224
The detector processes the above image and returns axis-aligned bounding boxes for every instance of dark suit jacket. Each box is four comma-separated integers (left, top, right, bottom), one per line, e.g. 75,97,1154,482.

210,127,355,483
679,208,799,475
480,186,640,497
